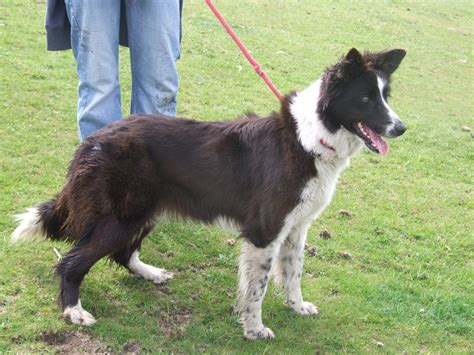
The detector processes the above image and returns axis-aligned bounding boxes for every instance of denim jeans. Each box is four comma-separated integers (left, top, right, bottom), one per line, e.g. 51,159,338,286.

65,0,181,141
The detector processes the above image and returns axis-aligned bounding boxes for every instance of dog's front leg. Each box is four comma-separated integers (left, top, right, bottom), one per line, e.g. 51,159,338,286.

274,224,319,315
237,239,280,340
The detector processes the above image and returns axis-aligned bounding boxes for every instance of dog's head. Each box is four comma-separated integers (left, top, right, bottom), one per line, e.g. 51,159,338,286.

318,48,406,155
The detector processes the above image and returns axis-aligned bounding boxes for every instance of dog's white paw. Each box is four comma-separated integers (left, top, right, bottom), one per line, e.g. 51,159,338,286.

63,303,96,326
128,252,174,285
291,301,319,316
149,268,174,285
244,326,275,340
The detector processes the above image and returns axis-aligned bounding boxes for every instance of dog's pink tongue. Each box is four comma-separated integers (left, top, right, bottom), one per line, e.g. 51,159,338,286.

368,127,388,155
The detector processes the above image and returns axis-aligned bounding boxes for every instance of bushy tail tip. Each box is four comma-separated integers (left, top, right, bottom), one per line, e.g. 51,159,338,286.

11,207,46,244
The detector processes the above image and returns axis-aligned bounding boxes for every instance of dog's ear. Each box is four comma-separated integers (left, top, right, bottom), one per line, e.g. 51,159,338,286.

374,49,406,75
345,48,363,64
320,48,365,111
336,48,365,79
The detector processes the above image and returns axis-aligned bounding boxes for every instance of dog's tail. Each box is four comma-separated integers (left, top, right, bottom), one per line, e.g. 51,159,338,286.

11,197,68,244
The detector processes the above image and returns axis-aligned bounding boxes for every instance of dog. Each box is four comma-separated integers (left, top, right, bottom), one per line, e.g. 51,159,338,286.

12,48,406,340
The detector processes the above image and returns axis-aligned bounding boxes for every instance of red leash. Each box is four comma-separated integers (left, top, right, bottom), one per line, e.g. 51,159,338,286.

205,0,284,102
206,1,336,153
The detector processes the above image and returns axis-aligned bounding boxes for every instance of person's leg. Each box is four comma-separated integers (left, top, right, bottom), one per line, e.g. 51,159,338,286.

125,0,181,116
65,0,122,141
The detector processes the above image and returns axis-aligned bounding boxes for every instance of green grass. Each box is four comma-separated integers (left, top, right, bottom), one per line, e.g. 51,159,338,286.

1,0,473,353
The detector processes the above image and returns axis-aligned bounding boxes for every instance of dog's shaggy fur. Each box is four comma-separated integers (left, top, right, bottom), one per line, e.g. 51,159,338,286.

12,48,406,339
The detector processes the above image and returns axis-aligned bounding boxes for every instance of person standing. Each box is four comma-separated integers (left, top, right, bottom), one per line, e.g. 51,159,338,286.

46,0,183,141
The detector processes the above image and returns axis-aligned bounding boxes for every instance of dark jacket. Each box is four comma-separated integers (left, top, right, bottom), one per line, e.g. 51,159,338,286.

46,0,183,51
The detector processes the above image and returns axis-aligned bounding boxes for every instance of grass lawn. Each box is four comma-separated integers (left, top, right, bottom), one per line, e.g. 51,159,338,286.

1,0,473,353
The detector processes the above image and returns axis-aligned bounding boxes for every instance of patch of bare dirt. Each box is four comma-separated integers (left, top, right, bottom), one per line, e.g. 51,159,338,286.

122,341,142,354
225,238,236,246
305,243,318,257
157,311,192,338
154,285,172,295
39,330,111,354
319,228,332,239
338,251,353,259
339,209,353,218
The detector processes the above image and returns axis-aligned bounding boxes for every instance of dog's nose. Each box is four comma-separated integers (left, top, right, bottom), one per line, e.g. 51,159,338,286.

394,122,406,136
388,120,406,137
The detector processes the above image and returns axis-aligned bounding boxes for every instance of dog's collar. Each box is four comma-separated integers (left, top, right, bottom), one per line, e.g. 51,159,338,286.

319,138,336,152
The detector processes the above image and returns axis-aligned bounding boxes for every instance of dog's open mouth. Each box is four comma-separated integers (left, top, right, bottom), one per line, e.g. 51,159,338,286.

355,122,388,155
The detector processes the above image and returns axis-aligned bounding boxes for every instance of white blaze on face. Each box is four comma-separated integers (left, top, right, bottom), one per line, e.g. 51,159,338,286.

377,75,402,134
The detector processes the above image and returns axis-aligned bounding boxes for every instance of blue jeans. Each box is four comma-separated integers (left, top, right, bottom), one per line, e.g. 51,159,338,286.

65,0,181,141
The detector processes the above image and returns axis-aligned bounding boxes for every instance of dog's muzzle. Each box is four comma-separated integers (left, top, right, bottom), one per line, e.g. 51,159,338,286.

387,119,406,138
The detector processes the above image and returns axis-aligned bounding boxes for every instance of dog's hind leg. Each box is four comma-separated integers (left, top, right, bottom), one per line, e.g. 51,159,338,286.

111,224,173,285
127,251,174,284
274,223,319,316
237,239,282,340
57,216,132,325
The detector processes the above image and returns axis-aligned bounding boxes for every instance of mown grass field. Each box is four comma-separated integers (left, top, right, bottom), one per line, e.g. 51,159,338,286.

1,0,473,353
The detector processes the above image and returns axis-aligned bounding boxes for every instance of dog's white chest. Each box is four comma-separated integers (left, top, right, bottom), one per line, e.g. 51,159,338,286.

291,158,349,227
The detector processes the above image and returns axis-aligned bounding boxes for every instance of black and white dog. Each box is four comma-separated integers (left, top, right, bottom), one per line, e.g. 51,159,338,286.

12,48,406,340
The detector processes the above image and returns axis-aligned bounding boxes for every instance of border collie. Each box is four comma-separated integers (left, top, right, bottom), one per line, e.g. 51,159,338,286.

12,48,406,340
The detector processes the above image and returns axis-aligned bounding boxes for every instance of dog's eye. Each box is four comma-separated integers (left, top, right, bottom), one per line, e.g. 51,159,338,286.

361,96,370,103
